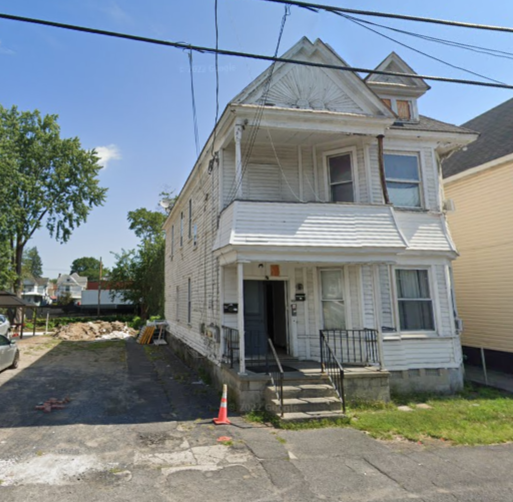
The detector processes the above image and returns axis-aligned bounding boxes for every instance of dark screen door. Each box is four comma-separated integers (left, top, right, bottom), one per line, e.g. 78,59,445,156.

243,281,268,357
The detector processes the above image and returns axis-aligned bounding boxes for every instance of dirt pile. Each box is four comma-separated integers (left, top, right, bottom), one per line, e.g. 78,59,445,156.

52,321,137,341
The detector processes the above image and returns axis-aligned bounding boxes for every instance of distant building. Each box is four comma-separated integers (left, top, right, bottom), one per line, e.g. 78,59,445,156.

22,276,51,306
56,273,88,302
80,280,133,312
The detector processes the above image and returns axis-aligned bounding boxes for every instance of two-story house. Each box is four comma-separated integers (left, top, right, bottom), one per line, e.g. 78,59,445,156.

56,273,88,302
163,38,477,414
22,276,51,306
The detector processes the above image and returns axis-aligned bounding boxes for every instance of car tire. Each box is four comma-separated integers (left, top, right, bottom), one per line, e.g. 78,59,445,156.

10,351,19,369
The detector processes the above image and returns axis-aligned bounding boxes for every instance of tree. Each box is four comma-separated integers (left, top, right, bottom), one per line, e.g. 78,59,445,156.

110,208,166,319
22,246,43,278
0,105,107,295
70,256,109,281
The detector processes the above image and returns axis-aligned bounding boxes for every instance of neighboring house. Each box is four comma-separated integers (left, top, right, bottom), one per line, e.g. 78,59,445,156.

443,97,513,375
56,273,88,302
163,38,477,409
80,281,133,313
22,276,51,306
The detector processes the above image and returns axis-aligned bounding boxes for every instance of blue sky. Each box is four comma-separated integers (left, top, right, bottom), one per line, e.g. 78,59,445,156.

1,0,513,278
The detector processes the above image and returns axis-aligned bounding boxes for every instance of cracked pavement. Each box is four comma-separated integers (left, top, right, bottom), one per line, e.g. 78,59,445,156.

1,335,513,501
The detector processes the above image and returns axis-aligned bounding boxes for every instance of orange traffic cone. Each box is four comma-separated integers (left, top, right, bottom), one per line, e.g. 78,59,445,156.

213,384,231,425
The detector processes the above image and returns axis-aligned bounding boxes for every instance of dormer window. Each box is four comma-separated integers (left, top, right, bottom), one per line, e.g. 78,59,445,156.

382,98,414,121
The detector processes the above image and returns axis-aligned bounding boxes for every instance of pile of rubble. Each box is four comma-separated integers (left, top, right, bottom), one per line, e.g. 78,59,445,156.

52,321,137,341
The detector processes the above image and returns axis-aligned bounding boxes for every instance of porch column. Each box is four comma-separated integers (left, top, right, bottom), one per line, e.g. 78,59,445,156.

237,261,246,374
372,264,386,370
234,122,244,200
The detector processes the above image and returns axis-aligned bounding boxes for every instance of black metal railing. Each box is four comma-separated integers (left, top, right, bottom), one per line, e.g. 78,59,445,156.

319,329,380,366
267,338,285,417
222,326,239,369
320,331,346,414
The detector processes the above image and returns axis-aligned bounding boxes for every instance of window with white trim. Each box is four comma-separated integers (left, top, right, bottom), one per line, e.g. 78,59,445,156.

180,212,184,247
320,270,346,329
328,153,354,203
384,153,421,208
187,278,192,324
188,199,192,239
395,269,435,331
171,225,174,260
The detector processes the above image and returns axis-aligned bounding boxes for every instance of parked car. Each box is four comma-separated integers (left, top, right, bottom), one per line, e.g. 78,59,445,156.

0,334,19,372
0,315,10,338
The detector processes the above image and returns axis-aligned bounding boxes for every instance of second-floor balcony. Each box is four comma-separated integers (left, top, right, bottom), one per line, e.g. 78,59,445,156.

213,200,456,264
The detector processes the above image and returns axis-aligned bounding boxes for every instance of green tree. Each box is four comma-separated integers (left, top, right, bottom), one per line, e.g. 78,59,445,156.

70,256,109,281
22,246,43,278
110,208,166,319
0,105,107,295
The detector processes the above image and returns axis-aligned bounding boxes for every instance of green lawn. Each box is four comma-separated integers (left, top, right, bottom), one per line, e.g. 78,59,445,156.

245,384,513,445
349,384,513,446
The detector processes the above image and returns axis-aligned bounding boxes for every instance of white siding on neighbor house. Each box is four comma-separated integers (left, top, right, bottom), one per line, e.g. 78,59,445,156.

215,201,407,250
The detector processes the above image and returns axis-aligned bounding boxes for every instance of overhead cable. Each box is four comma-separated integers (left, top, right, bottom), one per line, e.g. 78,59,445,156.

1,12,513,89
256,0,513,34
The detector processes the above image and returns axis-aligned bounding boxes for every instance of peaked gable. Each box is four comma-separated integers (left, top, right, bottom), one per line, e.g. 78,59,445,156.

232,38,394,118
366,52,429,96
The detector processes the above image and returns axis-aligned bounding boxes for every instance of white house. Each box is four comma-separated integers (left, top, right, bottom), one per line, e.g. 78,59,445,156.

163,38,477,411
22,276,51,306
56,273,88,302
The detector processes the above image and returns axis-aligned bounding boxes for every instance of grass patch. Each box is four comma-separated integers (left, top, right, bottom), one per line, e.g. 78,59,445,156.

349,383,513,446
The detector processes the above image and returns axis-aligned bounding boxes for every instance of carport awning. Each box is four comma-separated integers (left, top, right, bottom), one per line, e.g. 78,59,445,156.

0,291,32,308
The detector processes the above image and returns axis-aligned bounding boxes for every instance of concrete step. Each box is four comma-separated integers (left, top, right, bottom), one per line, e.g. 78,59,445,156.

267,396,342,415
265,383,337,400
279,410,347,423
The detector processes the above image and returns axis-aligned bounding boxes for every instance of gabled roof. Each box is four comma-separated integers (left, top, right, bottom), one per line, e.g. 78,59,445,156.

442,97,513,178
365,52,430,97
232,37,395,118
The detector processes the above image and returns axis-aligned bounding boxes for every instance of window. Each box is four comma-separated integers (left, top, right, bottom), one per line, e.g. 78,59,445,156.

381,98,413,121
180,212,184,247
320,270,346,329
328,153,353,202
396,269,435,331
171,225,174,260
187,278,192,324
0,335,10,346
384,153,421,208
193,224,197,247
188,199,192,239
176,285,180,321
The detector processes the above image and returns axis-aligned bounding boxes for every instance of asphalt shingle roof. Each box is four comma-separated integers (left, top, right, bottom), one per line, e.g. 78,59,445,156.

390,115,476,135
442,97,513,178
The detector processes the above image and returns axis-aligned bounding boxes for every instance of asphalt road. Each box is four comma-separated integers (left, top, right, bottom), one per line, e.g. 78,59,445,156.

1,335,512,501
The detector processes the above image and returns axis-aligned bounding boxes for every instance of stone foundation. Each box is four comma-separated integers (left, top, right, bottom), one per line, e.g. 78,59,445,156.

389,366,464,394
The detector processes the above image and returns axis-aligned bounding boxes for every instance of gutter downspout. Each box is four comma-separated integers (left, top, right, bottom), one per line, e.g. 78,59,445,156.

377,135,390,205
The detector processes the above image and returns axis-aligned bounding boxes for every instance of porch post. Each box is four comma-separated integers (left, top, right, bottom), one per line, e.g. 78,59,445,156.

372,264,386,370
237,261,246,374
234,122,244,200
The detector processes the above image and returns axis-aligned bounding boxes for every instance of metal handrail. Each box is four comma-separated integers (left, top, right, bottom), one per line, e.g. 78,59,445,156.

222,326,239,369
320,330,346,414
266,337,285,417
320,329,380,366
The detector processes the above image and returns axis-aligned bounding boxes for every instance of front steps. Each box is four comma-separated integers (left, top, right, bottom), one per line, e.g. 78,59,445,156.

265,374,346,422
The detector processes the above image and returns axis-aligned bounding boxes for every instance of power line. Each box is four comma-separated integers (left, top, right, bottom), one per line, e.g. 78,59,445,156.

1,12,513,90
337,12,505,85
257,0,513,34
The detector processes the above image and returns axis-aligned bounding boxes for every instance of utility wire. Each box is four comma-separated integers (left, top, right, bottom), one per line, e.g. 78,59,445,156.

338,12,505,85
187,50,201,157
257,0,513,34
227,5,291,201
1,12,512,89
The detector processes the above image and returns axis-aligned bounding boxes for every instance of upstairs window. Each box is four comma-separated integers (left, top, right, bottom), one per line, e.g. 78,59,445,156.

382,98,413,121
396,269,435,331
384,153,421,208
180,212,184,247
328,153,353,203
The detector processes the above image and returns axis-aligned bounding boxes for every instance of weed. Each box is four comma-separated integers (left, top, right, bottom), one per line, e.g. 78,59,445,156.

35,450,44,456
197,366,212,386
276,435,286,444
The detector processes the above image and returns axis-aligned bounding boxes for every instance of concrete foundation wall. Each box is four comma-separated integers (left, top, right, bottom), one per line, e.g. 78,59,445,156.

389,366,464,394
344,371,391,403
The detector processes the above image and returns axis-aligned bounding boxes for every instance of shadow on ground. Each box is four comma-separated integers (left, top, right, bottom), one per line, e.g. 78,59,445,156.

0,338,220,428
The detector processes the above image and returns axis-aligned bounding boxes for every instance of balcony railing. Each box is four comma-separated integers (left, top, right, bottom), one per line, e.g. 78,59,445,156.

319,329,380,367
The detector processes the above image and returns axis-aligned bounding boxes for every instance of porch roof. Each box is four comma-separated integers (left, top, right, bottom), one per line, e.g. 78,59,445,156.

214,201,407,254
